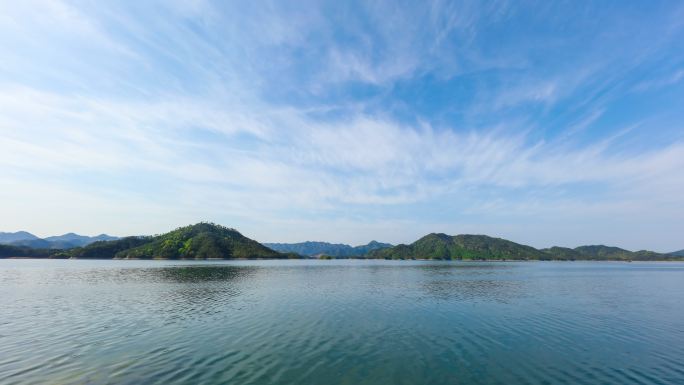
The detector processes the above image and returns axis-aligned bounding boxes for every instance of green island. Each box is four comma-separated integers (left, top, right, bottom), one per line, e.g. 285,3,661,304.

0,223,681,261
367,233,679,261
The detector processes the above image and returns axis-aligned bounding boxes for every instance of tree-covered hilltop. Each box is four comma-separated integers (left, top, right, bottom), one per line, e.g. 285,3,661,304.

569,245,664,260
539,246,582,260
541,245,667,261
368,234,680,261
112,223,288,259
368,233,547,260
0,223,294,259
0,224,680,261
574,245,633,259
98,223,293,259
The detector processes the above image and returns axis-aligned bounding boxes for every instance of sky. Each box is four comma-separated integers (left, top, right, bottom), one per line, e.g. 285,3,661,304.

1,1,683,251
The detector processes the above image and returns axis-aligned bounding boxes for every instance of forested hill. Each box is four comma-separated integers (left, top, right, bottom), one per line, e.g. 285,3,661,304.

538,245,665,261
93,223,290,259
367,233,679,261
368,234,546,260
0,244,55,259
0,223,293,260
0,225,679,261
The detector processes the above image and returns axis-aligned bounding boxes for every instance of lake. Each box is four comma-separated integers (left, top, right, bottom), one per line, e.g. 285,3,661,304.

1,259,683,384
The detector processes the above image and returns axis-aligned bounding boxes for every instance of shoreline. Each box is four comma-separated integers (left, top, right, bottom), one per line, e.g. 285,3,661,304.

2,257,682,262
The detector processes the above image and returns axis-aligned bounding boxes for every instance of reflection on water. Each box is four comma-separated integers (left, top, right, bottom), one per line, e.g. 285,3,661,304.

421,279,523,302
417,262,516,273
417,263,522,301
1,260,683,385
153,265,258,283
40,264,258,284
420,262,525,302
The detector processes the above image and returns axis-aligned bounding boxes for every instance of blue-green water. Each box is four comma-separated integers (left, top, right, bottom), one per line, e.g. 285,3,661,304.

1,260,683,384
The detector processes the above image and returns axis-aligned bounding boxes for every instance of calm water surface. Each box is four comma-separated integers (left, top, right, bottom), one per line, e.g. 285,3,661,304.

1,260,683,384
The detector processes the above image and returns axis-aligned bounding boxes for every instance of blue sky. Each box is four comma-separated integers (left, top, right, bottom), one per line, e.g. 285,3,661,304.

1,1,683,251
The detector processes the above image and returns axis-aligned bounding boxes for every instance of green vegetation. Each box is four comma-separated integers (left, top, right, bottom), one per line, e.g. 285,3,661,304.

0,223,293,260
0,224,680,261
70,236,152,259
369,233,546,260
539,246,582,260
0,244,56,258
574,245,632,260
537,245,670,261
369,234,681,261
111,223,284,259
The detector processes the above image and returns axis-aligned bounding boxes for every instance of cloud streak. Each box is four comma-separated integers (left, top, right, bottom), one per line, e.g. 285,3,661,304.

0,0,683,251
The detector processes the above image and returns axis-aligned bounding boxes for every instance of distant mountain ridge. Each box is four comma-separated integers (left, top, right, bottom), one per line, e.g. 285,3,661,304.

669,249,684,257
265,240,392,257
0,231,118,249
0,231,40,243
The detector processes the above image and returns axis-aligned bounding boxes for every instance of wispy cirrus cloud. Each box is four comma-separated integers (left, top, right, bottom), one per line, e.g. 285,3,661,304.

0,0,683,250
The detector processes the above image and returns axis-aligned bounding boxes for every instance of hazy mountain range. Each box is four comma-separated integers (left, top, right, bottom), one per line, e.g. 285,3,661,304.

0,223,681,260
264,241,392,257
0,231,118,249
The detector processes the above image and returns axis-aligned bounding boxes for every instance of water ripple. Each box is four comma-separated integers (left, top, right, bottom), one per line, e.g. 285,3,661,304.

0,260,683,384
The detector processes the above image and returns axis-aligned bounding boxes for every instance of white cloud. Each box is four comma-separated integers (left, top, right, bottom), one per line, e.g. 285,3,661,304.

2,86,682,210
2,86,682,248
0,0,683,251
